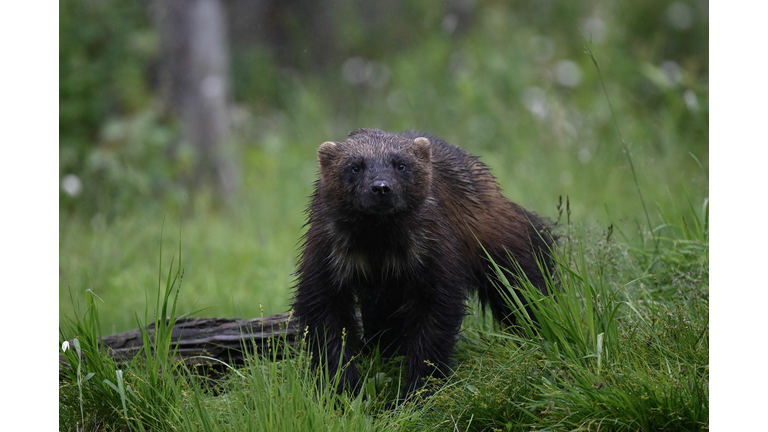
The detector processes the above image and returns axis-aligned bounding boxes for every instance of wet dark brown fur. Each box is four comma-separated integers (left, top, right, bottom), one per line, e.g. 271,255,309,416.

292,128,555,397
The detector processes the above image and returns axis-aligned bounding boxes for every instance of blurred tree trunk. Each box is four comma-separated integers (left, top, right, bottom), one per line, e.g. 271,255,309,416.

153,0,237,203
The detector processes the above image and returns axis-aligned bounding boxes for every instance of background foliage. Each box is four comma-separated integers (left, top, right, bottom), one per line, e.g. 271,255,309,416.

59,0,708,335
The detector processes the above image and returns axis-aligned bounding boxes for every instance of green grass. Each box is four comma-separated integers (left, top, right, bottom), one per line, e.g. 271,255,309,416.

59,208,708,430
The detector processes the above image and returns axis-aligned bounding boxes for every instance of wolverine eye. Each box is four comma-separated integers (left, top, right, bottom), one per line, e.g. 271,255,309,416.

397,163,406,171
351,165,360,174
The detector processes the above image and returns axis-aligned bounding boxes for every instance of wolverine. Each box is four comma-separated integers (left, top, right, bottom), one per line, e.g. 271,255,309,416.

292,128,555,397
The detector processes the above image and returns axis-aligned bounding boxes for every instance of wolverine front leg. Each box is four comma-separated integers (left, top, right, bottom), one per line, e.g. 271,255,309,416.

299,293,362,391
400,282,467,395
293,263,362,392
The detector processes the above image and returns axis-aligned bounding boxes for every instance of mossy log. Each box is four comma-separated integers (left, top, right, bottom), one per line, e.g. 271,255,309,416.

59,312,301,370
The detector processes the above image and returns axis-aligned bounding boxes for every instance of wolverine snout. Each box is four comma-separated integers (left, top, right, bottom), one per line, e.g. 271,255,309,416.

370,180,392,195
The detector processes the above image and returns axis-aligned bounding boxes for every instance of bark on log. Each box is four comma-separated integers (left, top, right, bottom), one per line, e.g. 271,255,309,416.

60,312,301,370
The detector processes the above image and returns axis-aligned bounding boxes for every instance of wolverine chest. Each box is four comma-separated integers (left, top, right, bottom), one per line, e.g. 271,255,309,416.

326,225,428,284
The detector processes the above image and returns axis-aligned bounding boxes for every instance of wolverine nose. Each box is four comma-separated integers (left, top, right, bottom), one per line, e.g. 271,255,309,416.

370,180,391,195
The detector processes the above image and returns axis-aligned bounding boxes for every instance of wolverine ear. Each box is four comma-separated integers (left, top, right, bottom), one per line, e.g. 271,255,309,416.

318,141,338,169
412,137,431,162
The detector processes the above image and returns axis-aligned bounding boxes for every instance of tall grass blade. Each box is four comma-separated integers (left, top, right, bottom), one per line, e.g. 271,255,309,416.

585,44,658,254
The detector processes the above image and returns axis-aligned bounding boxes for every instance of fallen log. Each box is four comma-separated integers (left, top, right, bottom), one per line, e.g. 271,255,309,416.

60,312,300,370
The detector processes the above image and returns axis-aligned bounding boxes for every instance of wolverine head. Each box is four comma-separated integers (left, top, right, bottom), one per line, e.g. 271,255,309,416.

317,129,433,216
